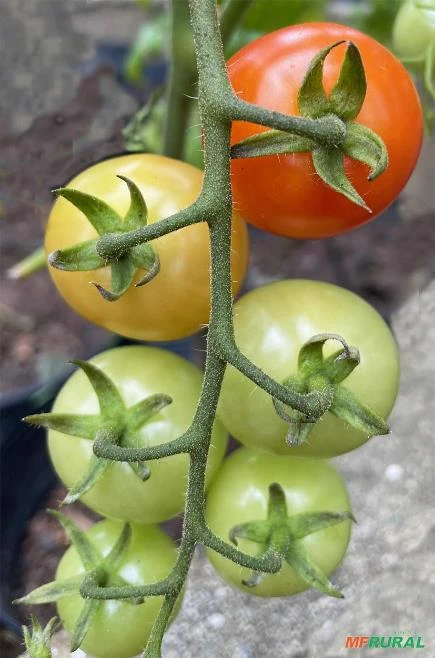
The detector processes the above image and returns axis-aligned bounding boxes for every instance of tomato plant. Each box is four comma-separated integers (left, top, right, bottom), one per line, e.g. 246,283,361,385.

206,448,352,597
228,23,423,238
45,154,249,341
218,280,399,458
19,2,416,654
55,519,179,658
47,346,228,523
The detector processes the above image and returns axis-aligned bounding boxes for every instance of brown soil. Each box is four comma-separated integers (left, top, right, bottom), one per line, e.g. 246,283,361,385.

0,68,129,396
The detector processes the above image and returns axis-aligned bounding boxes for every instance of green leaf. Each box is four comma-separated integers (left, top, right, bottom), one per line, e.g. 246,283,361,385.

15,576,82,605
126,394,172,431
103,523,131,573
70,598,100,652
287,510,355,540
63,456,112,504
318,347,360,385
48,239,105,272
135,254,160,287
127,460,151,481
49,511,100,570
331,385,390,437
298,333,351,377
329,42,366,121
273,399,314,446
312,146,371,211
286,541,344,598
229,521,271,546
231,129,314,159
130,243,160,287
92,256,137,302
71,360,125,418
53,188,122,235
298,41,345,118
118,176,149,230
241,568,267,588
23,413,100,440
343,123,389,181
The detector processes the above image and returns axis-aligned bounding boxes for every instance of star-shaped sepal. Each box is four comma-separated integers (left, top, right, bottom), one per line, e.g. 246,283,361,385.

16,513,142,652
24,360,172,504
48,176,160,301
230,483,355,598
272,333,390,448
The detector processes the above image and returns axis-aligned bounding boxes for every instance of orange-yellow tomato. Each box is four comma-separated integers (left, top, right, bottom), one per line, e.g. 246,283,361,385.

45,154,249,340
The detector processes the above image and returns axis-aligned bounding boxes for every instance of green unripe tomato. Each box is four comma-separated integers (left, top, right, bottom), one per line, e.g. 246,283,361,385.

56,520,180,658
48,346,228,523
205,449,352,597
218,280,400,458
393,0,435,59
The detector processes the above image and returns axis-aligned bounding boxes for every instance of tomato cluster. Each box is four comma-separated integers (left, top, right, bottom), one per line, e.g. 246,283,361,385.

20,17,423,658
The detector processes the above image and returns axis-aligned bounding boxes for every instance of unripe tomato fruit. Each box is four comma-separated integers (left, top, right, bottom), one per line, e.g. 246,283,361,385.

48,346,228,523
228,23,424,238
56,520,180,658
393,0,435,59
218,280,399,458
45,154,249,341
206,448,352,597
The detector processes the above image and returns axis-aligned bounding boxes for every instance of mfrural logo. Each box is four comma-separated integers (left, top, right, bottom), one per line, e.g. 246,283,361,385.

345,635,425,649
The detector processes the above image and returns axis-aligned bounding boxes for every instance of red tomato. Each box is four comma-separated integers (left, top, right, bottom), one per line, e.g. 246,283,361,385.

228,23,423,238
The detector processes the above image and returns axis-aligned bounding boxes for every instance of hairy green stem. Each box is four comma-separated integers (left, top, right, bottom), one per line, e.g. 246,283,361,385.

219,0,253,45
162,0,196,157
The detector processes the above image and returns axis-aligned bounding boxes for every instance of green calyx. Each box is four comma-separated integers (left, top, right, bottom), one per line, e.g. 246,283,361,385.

24,360,172,503
273,333,390,447
16,514,141,653
230,41,389,210
23,617,58,658
230,483,355,598
48,176,160,301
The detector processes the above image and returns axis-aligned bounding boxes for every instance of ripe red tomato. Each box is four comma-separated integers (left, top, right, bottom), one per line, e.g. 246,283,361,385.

228,23,423,238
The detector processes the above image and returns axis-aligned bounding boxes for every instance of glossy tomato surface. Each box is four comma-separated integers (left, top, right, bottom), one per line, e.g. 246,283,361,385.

206,448,352,597
48,346,228,523
228,23,423,238
218,280,399,458
56,520,179,658
45,154,249,340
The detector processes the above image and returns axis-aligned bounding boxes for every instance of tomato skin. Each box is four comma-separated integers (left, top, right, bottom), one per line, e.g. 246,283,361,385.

218,280,399,458
48,346,228,523
228,23,424,239
45,154,249,341
56,519,179,658
205,448,352,597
